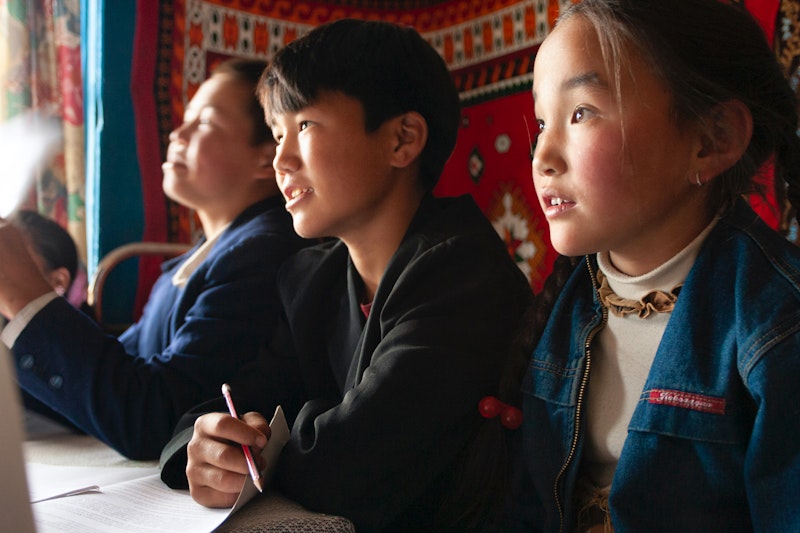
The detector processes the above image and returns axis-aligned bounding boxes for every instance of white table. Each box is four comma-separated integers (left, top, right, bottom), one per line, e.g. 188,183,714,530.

23,412,355,533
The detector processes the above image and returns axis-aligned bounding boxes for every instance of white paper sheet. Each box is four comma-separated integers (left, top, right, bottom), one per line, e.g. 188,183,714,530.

33,474,230,533
27,464,159,503
28,406,290,533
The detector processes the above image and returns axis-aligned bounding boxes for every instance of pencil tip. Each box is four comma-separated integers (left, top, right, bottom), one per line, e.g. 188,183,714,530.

254,477,264,493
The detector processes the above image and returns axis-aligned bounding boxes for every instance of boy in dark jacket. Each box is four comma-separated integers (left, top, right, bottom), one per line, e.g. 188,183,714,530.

161,19,532,531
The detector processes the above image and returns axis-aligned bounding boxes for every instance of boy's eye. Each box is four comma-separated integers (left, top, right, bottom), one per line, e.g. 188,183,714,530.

299,120,310,131
536,119,545,133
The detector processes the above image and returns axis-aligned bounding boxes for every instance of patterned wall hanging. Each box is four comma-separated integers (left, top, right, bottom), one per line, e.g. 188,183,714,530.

154,0,566,291
150,0,795,293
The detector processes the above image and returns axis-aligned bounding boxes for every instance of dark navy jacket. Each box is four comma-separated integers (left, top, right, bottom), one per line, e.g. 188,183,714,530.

13,196,307,459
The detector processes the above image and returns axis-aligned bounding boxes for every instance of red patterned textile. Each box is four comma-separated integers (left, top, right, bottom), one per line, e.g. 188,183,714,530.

435,91,557,291
154,0,560,290
142,0,792,298
131,2,170,317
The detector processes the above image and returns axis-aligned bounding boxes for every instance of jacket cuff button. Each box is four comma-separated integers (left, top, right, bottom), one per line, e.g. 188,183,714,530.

19,354,34,370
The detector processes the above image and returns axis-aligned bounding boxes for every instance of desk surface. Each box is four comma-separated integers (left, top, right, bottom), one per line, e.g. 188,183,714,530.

24,412,355,533
25,419,155,468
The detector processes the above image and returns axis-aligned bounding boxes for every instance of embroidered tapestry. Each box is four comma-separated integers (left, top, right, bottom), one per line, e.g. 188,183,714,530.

152,0,562,292
142,0,794,300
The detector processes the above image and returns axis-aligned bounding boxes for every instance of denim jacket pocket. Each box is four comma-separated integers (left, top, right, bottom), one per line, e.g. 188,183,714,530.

521,355,584,407
627,388,752,445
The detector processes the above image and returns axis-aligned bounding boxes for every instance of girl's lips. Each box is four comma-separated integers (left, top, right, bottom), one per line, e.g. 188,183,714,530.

541,195,575,217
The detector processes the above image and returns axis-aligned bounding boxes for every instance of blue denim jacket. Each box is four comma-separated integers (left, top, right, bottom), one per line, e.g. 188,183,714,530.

515,200,800,532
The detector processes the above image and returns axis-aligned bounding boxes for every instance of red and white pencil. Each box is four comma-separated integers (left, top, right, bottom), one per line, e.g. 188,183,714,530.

221,383,264,492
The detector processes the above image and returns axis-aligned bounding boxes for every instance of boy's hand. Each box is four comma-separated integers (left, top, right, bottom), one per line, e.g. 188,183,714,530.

0,217,52,318
186,411,271,508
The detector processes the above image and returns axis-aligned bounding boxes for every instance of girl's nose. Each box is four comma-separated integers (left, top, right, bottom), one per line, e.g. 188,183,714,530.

531,130,565,178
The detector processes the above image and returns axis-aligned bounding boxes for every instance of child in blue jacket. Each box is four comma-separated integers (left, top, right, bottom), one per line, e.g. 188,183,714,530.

490,0,800,530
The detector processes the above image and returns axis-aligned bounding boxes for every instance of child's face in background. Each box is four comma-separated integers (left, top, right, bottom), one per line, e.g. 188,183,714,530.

270,91,403,242
531,16,710,276
162,73,274,215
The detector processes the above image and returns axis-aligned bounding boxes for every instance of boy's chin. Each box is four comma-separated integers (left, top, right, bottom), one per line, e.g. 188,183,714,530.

292,223,324,241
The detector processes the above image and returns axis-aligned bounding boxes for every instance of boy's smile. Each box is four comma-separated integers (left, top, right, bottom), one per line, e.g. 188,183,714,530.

270,90,414,245
283,186,315,209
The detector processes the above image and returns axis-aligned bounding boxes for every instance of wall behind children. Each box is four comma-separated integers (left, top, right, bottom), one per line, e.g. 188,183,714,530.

142,0,564,298
98,0,795,321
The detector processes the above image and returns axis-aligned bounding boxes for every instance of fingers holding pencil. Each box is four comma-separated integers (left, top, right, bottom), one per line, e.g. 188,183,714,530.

186,409,270,508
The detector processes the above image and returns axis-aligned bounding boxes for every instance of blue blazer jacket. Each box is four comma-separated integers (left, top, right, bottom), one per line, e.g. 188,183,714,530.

13,196,307,459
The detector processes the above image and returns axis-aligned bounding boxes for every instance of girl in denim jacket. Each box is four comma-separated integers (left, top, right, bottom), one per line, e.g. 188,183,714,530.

475,0,800,531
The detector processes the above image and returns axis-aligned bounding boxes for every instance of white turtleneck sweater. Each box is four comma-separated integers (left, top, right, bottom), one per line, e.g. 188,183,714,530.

584,219,717,489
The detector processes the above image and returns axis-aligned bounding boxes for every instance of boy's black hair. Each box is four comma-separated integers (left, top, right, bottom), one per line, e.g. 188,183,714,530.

259,18,461,191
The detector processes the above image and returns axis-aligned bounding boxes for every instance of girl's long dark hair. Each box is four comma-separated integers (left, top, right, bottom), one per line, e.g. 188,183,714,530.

442,255,578,529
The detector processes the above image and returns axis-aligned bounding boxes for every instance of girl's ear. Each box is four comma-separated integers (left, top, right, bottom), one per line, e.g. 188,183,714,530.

390,112,428,169
696,99,752,184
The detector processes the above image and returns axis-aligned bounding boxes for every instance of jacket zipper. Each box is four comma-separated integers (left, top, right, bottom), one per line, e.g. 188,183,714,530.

553,257,607,533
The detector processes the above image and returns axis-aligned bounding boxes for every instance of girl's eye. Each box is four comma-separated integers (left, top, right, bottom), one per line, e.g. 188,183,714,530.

530,119,545,160
571,106,595,123
299,120,310,131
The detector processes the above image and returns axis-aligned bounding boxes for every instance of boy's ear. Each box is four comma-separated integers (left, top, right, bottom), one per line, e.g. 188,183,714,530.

390,112,427,169
695,99,752,184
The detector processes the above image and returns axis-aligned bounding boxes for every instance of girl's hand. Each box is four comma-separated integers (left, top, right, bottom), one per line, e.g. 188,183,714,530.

186,411,271,508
